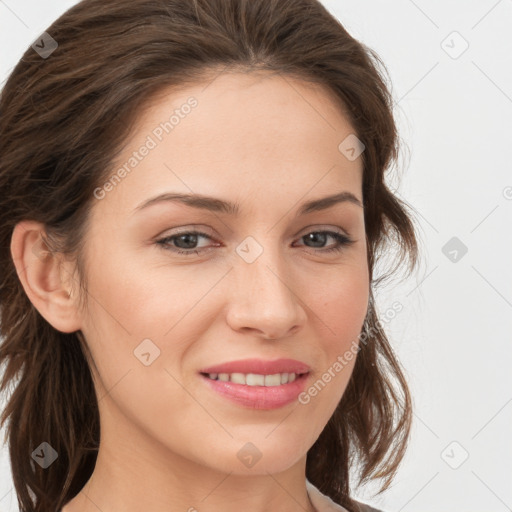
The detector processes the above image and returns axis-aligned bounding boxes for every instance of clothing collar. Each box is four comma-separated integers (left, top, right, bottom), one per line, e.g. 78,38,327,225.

306,479,349,512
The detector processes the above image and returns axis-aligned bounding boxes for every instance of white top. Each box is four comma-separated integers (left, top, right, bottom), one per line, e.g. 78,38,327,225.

306,479,349,512
306,481,384,512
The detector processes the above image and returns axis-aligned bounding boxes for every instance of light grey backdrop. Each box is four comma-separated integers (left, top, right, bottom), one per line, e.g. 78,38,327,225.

1,1,511,511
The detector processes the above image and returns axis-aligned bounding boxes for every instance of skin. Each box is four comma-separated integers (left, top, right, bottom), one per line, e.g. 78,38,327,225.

11,71,369,512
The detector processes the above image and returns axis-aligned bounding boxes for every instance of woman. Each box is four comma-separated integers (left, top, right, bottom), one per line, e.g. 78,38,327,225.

0,0,419,511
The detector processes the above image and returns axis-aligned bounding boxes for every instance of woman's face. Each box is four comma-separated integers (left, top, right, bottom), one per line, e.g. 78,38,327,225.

77,71,369,476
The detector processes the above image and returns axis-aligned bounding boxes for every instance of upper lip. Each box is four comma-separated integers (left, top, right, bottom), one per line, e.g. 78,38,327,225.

199,358,311,375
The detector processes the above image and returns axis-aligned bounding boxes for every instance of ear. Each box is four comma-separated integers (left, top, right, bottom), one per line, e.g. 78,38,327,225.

10,220,82,333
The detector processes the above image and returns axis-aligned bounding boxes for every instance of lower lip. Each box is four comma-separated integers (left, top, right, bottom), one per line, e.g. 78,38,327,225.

200,373,309,410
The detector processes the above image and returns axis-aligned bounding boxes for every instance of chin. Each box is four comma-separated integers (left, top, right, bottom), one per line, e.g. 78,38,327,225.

201,436,309,476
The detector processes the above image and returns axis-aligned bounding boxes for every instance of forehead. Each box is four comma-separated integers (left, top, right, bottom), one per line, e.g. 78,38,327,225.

95,71,363,218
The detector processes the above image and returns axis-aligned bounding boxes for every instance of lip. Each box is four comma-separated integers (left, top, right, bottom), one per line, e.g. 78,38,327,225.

198,358,311,410
200,372,309,410
198,358,311,375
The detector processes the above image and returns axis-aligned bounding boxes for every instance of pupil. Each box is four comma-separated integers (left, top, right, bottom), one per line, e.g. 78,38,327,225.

306,232,326,248
177,234,197,249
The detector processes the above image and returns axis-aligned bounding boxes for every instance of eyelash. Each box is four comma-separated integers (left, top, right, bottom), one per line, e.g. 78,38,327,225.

155,229,354,256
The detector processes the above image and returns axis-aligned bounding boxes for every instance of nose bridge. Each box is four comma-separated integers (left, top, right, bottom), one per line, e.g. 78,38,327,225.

228,233,306,338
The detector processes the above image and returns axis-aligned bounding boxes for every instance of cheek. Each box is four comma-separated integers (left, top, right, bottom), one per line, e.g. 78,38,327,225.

79,243,221,402
78,256,200,436
329,279,368,341
81,240,195,339
310,261,369,342
299,264,368,411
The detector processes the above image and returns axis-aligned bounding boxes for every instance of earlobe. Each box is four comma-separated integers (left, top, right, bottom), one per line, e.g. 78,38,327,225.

10,220,82,333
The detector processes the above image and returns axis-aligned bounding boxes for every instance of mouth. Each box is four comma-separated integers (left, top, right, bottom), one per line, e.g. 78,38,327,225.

198,370,310,410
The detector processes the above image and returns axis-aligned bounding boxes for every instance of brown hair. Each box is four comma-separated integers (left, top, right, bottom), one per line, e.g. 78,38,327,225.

0,0,419,511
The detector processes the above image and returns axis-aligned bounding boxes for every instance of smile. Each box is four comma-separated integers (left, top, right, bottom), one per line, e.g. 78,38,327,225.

199,371,310,410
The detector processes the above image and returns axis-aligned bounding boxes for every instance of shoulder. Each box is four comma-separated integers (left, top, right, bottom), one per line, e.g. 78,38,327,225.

306,479,387,512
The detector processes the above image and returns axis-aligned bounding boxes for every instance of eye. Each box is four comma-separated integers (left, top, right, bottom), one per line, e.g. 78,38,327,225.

294,230,354,253
156,230,217,256
155,229,354,256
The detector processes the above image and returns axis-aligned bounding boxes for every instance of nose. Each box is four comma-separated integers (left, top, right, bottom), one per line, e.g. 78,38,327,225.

225,244,307,340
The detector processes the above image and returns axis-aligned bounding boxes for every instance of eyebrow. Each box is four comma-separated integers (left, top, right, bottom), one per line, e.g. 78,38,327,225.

133,190,363,216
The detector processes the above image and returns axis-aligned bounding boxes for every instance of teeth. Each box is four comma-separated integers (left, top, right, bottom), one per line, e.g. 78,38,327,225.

206,372,301,386
231,372,246,384
246,373,265,386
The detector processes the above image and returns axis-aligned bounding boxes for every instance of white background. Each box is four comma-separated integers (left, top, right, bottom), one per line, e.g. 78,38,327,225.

1,1,511,511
